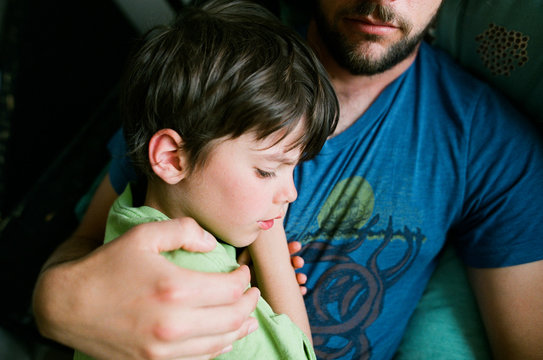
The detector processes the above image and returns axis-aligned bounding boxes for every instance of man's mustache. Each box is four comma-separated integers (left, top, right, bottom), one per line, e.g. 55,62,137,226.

345,2,413,33
353,2,395,23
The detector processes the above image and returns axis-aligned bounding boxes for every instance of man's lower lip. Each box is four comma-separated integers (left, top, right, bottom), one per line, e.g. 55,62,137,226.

344,18,397,36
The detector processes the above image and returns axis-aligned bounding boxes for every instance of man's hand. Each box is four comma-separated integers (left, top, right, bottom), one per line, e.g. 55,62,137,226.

33,218,260,360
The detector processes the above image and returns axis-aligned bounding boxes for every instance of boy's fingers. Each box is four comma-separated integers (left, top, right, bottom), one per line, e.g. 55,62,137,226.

291,255,304,270
296,272,307,285
288,241,302,255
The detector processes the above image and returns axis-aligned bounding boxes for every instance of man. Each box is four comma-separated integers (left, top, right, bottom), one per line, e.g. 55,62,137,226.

33,0,543,359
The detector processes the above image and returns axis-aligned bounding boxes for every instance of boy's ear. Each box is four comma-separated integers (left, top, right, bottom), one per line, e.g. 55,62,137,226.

148,129,189,184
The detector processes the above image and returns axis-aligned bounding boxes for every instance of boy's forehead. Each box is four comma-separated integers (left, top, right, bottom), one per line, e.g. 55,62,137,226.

250,126,305,162
258,149,300,165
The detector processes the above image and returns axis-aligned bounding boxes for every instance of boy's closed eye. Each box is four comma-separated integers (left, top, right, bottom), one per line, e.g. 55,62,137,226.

256,168,276,178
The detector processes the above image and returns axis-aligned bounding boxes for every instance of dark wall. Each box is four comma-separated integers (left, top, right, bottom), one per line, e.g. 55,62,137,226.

0,0,136,357
1,0,136,212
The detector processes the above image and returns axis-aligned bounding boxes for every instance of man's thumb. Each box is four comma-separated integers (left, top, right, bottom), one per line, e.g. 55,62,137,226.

138,217,217,253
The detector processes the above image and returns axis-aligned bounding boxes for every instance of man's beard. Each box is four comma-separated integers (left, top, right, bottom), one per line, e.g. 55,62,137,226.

314,2,434,76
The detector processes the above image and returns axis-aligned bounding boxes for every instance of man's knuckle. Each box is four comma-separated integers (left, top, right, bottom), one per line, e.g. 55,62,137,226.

177,217,199,232
227,311,246,330
155,279,190,303
209,341,229,354
153,323,173,341
140,344,165,360
126,223,150,246
222,284,242,303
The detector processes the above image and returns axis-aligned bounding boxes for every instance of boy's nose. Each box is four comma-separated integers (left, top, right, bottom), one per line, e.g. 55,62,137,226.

276,177,298,204
286,181,298,203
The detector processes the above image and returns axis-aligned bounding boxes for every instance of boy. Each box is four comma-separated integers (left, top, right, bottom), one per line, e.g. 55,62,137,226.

73,0,338,359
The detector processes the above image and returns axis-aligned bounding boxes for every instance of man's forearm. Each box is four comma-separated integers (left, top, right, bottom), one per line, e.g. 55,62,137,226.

33,234,103,341
39,235,103,274
33,174,117,342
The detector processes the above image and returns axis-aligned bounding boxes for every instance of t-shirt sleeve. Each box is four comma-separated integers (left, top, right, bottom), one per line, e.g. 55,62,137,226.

453,87,543,268
107,128,138,195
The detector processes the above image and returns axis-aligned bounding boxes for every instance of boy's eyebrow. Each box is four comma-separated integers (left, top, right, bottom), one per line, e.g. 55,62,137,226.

261,152,299,165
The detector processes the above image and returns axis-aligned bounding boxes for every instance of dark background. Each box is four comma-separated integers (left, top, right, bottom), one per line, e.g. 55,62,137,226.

0,0,136,358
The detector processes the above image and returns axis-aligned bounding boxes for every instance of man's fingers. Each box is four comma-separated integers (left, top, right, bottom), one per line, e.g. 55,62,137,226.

154,287,260,341
157,265,254,306
165,316,259,360
131,218,218,254
149,289,260,360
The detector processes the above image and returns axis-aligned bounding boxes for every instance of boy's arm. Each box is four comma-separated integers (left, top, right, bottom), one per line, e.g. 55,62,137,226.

33,174,260,360
248,221,312,342
468,260,543,360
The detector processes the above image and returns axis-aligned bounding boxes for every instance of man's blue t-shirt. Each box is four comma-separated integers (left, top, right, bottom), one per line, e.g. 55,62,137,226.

108,42,543,360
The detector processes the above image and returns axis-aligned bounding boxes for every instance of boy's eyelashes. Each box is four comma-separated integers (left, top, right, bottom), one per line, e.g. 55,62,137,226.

256,168,276,178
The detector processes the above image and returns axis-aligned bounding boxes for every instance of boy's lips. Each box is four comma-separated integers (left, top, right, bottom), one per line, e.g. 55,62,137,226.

257,219,275,230
257,215,283,230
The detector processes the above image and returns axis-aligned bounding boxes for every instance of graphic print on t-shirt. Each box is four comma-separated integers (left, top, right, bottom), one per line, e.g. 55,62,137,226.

297,176,426,359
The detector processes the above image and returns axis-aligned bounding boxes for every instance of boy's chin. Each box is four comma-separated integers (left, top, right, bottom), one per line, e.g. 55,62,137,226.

223,233,259,249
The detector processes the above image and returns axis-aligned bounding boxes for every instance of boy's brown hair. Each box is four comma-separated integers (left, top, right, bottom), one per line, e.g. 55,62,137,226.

121,0,338,176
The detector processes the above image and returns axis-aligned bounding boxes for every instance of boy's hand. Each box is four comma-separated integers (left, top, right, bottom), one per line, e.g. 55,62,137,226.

288,241,307,295
238,241,307,295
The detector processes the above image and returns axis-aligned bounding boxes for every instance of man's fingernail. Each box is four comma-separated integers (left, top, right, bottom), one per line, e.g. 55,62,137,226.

248,319,259,334
203,230,216,245
220,345,233,354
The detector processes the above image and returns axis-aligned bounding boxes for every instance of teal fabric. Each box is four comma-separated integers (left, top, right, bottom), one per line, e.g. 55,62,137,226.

396,2,543,358
74,185,316,360
395,245,492,359
433,0,543,122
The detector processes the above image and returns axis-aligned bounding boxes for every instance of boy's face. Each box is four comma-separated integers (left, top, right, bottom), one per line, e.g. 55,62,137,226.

175,124,303,247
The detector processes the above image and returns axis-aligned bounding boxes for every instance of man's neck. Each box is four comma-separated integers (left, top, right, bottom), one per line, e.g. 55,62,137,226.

307,20,419,136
